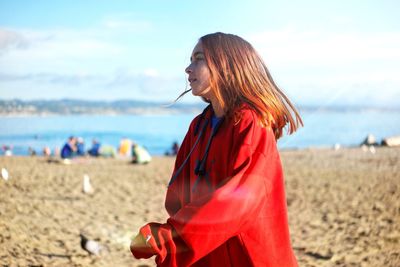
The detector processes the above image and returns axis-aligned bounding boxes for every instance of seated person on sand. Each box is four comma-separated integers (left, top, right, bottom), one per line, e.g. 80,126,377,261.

119,137,132,158
88,139,101,157
43,146,51,157
99,144,116,158
44,146,64,163
2,145,13,156
61,136,77,159
76,137,86,156
165,141,180,156
28,147,37,156
131,142,151,164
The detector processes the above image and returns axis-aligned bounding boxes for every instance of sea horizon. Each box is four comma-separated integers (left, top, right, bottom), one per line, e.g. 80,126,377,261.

1,98,399,118
1,107,399,156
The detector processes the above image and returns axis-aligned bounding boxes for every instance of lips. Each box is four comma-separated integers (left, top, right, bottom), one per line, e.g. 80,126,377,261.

188,78,197,84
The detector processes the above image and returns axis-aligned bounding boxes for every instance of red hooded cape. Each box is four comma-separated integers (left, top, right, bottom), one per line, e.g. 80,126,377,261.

131,105,298,267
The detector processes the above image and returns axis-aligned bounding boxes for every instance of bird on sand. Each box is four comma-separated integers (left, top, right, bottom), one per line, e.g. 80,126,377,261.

82,174,93,194
80,233,102,256
1,168,9,181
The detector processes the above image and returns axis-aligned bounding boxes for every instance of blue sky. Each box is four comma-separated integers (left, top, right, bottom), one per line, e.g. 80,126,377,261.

0,0,399,107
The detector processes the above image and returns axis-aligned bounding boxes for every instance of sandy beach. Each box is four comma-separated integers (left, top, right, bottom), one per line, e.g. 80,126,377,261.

0,147,399,267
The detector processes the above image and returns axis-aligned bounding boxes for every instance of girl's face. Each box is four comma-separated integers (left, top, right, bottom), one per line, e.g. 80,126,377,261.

185,41,213,99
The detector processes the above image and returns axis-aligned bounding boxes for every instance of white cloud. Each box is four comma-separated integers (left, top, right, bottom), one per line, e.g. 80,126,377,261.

106,68,181,96
246,29,400,107
0,28,30,50
101,16,152,32
249,29,400,66
0,67,184,102
142,68,159,77
0,72,100,85
0,29,134,86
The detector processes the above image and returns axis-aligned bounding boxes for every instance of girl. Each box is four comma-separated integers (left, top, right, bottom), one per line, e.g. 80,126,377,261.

130,32,302,267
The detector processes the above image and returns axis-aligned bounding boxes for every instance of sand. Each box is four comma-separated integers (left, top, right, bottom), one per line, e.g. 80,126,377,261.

0,147,399,267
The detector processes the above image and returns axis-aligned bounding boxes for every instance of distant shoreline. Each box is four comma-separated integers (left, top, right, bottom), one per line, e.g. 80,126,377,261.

0,99,399,116
0,109,202,117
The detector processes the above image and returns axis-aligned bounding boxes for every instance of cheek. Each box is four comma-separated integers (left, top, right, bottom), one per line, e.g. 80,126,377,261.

198,77,210,90
199,67,211,85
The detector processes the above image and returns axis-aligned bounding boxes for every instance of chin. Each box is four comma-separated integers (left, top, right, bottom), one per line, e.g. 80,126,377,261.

191,88,200,96
192,87,211,98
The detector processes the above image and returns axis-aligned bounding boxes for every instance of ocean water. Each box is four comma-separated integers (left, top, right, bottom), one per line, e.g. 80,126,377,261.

0,109,399,156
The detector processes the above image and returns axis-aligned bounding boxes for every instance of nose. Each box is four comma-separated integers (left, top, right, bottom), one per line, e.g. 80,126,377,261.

185,63,192,74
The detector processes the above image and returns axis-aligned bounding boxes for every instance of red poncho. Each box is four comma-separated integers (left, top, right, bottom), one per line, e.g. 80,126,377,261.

131,105,298,267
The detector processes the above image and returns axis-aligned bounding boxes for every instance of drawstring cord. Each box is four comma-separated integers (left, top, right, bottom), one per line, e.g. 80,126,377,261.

192,117,224,192
168,117,209,187
194,117,224,176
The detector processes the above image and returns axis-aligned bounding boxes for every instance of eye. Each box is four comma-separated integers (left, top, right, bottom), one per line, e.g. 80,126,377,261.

195,54,204,60
191,53,204,63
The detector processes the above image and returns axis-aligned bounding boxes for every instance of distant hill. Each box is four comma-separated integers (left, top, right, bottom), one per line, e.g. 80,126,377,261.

0,99,206,116
0,99,398,116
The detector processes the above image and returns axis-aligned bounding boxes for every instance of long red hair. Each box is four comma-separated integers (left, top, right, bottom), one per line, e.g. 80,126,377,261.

200,32,303,139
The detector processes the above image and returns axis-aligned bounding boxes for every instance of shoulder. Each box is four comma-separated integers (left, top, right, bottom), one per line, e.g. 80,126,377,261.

235,105,259,127
230,105,276,149
230,105,260,144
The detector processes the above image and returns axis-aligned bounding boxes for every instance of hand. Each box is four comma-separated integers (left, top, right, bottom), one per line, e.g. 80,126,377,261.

131,233,146,248
130,232,153,259
130,233,148,250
